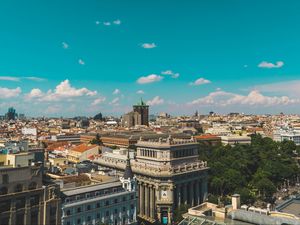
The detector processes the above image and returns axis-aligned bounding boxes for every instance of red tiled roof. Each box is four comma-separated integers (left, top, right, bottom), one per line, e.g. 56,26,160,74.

194,134,220,139
70,143,98,153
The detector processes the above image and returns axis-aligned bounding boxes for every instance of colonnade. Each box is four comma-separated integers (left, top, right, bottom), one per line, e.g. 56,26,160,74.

175,179,207,207
138,182,156,220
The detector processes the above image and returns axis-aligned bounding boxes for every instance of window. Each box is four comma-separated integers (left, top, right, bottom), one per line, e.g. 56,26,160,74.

130,194,134,200
66,210,71,216
131,204,134,209
77,207,81,213
96,213,100,219
86,205,91,211
66,222,70,225
77,218,81,224
96,202,100,208
105,200,109,206
2,174,8,184
28,182,37,190
114,209,118,214
114,198,118,204
106,211,110,217
122,196,126,202
122,207,126,212
87,216,91,222
0,187,8,195
14,184,23,192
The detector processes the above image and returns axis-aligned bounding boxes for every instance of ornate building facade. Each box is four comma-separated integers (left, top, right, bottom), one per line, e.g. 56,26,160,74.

95,136,209,225
0,165,61,225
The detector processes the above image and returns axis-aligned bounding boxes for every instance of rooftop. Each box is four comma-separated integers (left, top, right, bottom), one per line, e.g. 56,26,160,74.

70,143,98,153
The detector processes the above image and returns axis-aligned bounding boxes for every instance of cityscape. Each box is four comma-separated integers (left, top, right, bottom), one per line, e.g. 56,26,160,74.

1,1,300,225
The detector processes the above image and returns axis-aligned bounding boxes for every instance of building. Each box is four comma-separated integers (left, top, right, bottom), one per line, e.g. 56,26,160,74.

5,107,17,120
67,144,99,163
60,175,138,225
95,137,209,224
122,99,149,127
181,194,300,225
133,99,149,126
221,135,251,146
273,129,300,145
0,156,61,225
194,134,222,147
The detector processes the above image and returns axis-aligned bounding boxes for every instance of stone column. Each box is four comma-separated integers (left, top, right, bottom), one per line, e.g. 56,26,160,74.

24,197,31,225
150,186,155,219
183,184,187,205
177,184,181,207
10,199,16,225
189,181,194,206
167,208,172,225
145,184,149,217
195,181,200,205
201,178,208,203
157,207,161,223
139,183,145,216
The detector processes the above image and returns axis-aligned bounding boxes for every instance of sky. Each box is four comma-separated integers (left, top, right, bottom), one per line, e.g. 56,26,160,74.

1,0,300,117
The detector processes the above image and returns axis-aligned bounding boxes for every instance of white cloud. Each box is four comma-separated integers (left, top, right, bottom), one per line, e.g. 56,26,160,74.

0,87,21,98
91,96,106,106
161,70,180,78
110,97,120,105
24,77,46,82
0,76,20,82
26,79,97,102
136,90,144,94
113,20,121,25
95,21,100,25
113,89,120,95
141,43,157,49
189,78,211,86
147,96,164,106
137,74,163,84
26,88,43,99
258,61,284,69
103,22,111,26
78,59,85,65
188,90,299,107
62,42,69,49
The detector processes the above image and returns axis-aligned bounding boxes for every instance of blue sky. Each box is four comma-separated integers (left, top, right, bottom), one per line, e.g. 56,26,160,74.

1,0,300,117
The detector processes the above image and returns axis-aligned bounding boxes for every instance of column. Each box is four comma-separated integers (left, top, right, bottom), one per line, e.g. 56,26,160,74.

167,208,172,225
177,184,181,207
157,207,161,223
195,181,200,205
201,178,208,203
149,186,155,219
139,183,145,216
10,199,16,225
183,184,187,205
189,181,194,206
145,184,149,217
24,197,31,225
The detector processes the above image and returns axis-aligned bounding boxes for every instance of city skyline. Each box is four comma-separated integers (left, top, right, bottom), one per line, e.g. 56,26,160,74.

1,0,300,116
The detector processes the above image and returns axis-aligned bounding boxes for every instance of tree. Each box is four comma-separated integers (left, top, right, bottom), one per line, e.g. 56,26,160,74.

90,133,102,145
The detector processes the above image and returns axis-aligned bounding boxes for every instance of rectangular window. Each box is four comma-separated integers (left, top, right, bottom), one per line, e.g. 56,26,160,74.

2,174,8,184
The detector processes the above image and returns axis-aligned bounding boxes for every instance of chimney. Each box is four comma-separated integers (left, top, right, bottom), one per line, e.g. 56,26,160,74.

232,194,240,210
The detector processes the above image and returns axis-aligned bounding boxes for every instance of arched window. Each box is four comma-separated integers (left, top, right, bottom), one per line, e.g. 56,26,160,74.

15,184,23,192
0,186,8,195
28,182,37,190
